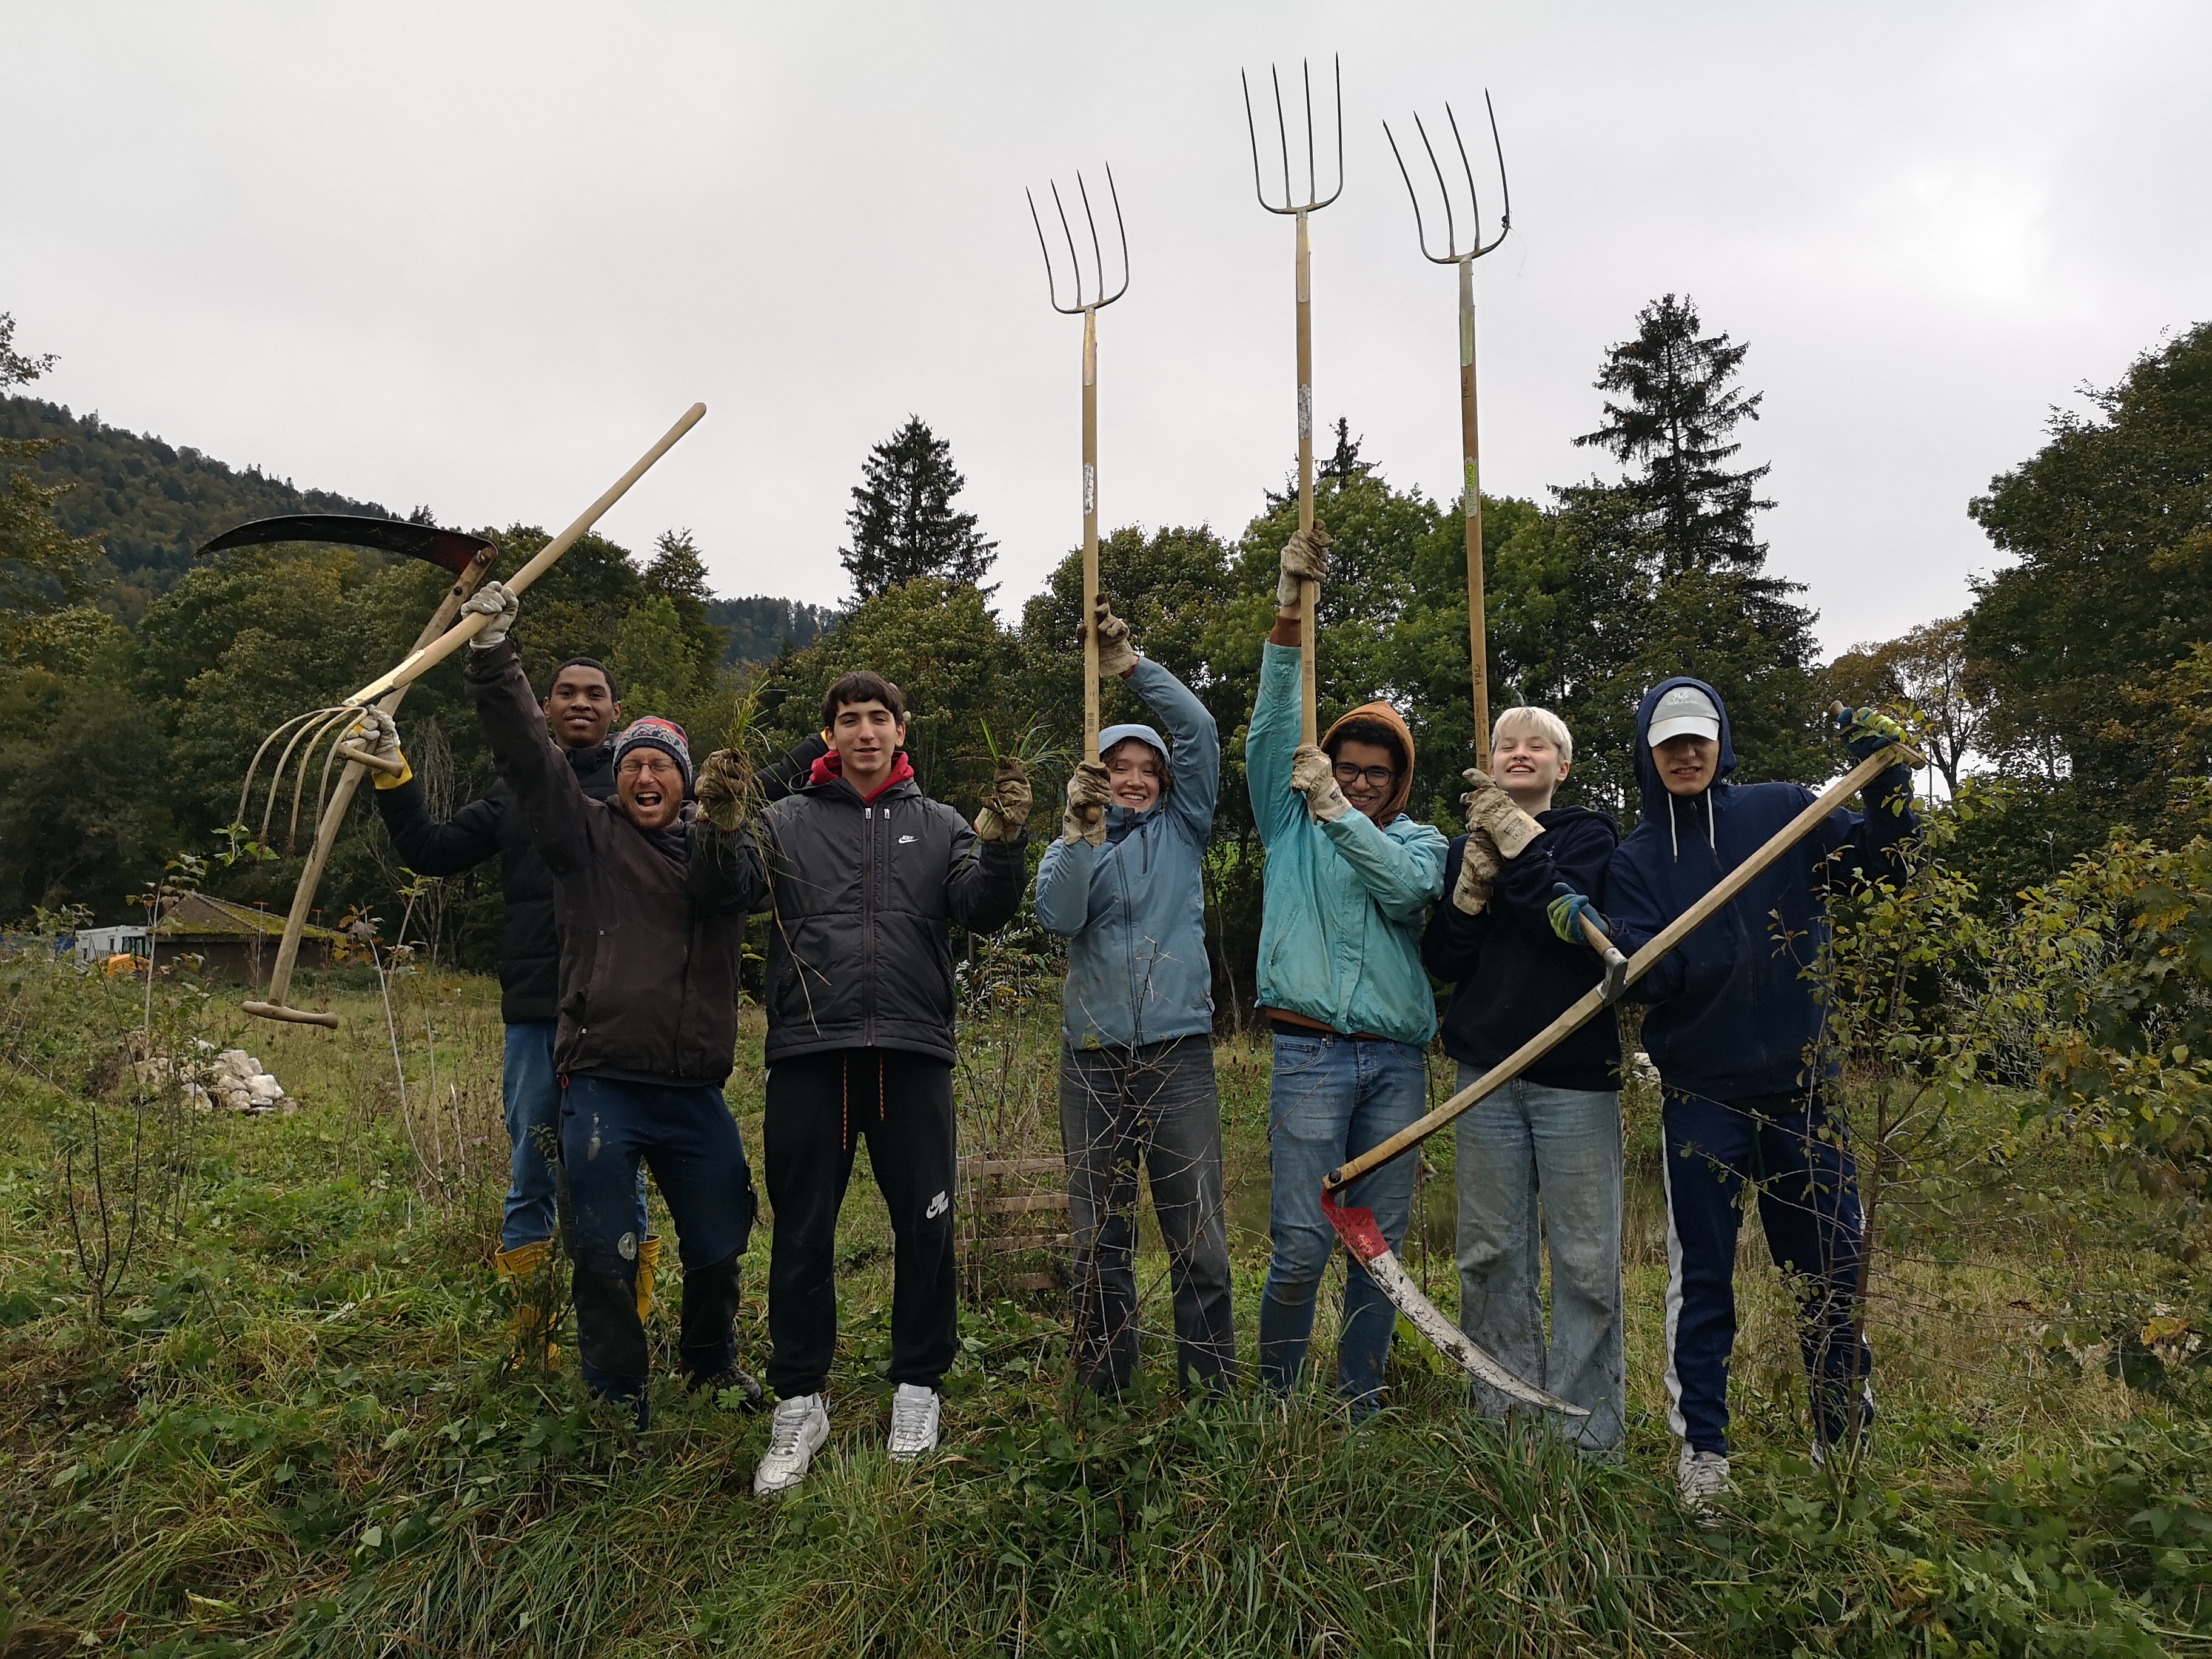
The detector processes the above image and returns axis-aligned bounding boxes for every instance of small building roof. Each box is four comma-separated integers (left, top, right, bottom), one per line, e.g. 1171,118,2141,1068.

153,892,343,943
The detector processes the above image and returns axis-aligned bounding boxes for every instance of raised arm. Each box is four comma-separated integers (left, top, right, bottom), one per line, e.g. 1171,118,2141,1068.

1126,657,1220,839
1421,837,1487,982
946,807,1028,936
1245,642,1307,847
465,632,591,876
1031,834,1096,938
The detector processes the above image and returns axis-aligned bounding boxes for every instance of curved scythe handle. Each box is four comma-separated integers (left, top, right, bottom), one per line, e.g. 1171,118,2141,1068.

343,402,707,707
1322,735,1926,1194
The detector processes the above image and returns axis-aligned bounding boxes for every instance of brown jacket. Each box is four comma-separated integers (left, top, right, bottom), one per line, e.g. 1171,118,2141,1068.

468,640,748,1086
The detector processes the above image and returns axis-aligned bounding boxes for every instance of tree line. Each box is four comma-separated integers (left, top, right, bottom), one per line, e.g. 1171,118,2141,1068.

2,304,2207,1012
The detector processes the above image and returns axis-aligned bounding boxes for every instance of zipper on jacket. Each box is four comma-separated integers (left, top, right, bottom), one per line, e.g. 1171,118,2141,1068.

861,804,876,1045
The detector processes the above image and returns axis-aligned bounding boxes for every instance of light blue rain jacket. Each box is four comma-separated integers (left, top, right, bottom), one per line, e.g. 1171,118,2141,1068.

1033,657,1219,1050
1248,642,1446,1045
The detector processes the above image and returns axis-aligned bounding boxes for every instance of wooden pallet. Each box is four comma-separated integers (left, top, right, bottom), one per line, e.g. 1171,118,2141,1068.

957,1153,1069,1299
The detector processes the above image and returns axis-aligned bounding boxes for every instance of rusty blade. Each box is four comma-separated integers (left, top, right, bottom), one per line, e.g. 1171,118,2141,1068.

197,514,494,574
1322,1187,1587,1415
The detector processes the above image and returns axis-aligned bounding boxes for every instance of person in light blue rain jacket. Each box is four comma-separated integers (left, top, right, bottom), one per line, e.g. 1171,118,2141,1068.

1033,599,1233,1393
1248,526,1448,1410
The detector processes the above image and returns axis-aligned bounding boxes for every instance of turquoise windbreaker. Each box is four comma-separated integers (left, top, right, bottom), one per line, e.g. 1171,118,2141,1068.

1033,657,1219,1050
1248,643,1446,1044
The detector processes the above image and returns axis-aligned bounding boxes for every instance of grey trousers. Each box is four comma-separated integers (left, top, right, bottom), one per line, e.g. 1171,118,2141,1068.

1453,1069,1626,1450
1059,1036,1236,1393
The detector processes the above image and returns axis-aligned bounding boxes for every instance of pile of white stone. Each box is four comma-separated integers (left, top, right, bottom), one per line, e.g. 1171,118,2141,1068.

130,1045,298,1116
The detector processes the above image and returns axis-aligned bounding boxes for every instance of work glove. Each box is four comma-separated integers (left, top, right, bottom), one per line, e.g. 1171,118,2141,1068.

1451,828,1503,916
1547,882,1600,947
1460,767,1546,859
694,749,751,834
1837,705,1908,762
1061,759,1111,846
974,756,1033,843
351,708,412,791
1275,522,1333,607
1289,742,1352,823
461,580,520,649
1089,598,1139,679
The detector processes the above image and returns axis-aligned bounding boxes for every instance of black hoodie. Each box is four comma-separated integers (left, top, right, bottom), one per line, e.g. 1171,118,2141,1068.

1422,805,1623,1092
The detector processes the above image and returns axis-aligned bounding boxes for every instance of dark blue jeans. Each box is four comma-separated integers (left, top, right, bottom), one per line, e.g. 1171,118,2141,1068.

1059,1036,1235,1393
503,1022,645,1252
560,1073,756,1407
1258,1031,1426,1409
1661,1088,1872,1455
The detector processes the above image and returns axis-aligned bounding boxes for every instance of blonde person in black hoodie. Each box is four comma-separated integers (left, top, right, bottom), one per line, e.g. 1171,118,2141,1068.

1420,706,1625,1449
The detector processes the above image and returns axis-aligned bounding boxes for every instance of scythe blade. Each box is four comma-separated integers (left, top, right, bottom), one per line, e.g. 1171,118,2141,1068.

1321,1187,1587,1415
197,513,495,574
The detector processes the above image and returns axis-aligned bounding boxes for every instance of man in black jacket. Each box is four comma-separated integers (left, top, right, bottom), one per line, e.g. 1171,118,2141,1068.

451,580,776,1426
358,656,657,1329
1420,706,1625,1450
703,669,1030,1495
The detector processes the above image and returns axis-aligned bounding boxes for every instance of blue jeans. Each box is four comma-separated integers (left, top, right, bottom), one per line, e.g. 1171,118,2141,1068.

502,1022,645,1252
1258,1032,1427,1409
1453,1071,1625,1450
560,1073,757,1405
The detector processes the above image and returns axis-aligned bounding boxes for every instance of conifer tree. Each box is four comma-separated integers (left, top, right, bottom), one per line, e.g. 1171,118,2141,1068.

1575,293,1774,578
839,416,998,602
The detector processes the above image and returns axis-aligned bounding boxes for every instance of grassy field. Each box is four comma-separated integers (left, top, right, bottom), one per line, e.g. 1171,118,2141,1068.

4,954,2211,1656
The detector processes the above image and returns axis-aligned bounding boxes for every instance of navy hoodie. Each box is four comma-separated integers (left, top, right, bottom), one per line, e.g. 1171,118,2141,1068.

1423,805,1624,1092
1605,676,1917,1102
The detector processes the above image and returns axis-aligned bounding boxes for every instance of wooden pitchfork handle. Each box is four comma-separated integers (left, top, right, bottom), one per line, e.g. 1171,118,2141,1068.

1322,733,1925,1194
244,548,497,1027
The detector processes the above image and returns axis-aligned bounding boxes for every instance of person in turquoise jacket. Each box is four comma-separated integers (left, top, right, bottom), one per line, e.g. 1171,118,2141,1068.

1033,599,1233,1393
1250,526,1448,1409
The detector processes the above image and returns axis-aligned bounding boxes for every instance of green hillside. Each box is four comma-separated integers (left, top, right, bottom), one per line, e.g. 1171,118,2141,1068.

707,592,836,666
0,395,392,620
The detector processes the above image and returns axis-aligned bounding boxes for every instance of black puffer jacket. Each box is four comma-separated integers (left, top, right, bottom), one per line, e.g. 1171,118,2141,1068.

711,758,1028,1065
375,743,615,1025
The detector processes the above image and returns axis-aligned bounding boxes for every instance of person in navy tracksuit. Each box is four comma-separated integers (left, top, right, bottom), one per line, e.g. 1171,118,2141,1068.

1590,677,1915,1503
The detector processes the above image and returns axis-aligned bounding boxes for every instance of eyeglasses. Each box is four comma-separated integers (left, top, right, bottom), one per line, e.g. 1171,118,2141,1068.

1332,762,1399,789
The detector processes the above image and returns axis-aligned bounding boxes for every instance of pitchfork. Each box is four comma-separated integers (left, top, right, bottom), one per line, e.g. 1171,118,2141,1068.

1384,94,1510,769
1242,56,1343,744
1027,165,1130,763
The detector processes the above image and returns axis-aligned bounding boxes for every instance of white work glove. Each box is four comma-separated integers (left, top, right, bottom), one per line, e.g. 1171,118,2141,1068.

1460,768,1545,858
1090,598,1139,679
1289,742,1352,823
461,580,520,649
351,708,412,791
1275,523,1332,607
1451,828,1502,916
1062,760,1111,846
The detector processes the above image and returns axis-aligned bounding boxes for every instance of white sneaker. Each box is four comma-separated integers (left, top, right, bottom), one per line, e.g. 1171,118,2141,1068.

886,1383,941,1463
752,1393,829,1496
1677,1445,1731,1507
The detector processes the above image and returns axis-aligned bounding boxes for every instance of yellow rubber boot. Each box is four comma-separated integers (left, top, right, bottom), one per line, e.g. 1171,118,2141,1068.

635,1235,663,1324
494,1238,561,1370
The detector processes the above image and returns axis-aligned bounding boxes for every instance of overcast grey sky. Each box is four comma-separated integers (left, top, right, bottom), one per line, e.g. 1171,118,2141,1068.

7,1,2207,654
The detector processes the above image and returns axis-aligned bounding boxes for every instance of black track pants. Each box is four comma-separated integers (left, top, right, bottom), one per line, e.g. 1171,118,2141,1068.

764,1049,958,1397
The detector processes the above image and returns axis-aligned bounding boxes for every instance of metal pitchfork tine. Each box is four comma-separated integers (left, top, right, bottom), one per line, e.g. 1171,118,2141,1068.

1026,164,1130,763
1241,55,1344,745
1384,93,1511,770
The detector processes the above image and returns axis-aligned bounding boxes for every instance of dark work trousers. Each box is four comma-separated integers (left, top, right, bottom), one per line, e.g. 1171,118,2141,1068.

1059,1036,1236,1394
763,1049,959,1398
1660,1088,1873,1456
558,1073,757,1413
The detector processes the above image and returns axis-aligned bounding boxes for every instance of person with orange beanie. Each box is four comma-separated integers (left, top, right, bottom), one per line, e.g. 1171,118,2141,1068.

1247,526,1447,1411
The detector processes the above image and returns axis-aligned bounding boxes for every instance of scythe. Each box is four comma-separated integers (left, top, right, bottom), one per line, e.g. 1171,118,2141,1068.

226,403,707,1027
1324,727,1926,1411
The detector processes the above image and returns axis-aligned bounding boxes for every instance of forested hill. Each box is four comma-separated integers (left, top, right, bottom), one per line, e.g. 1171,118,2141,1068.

0,395,392,617
706,594,835,666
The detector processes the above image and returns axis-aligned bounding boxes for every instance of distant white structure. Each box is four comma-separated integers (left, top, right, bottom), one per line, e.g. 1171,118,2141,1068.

74,925,150,965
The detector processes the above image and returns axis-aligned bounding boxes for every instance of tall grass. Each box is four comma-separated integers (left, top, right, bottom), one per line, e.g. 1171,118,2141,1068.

2,960,2208,1655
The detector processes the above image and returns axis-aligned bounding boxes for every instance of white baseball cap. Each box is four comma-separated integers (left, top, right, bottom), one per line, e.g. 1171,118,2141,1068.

1647,685,1721,748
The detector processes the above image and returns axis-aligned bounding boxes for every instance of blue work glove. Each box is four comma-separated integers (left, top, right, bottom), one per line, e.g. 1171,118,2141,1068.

1547,882,1598,945
1837,705,1908,762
